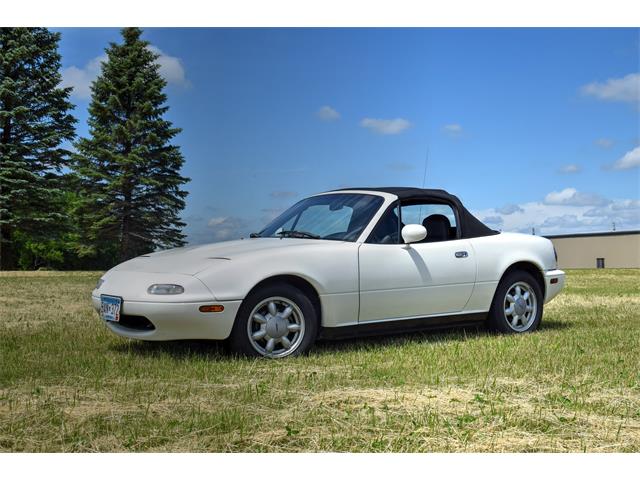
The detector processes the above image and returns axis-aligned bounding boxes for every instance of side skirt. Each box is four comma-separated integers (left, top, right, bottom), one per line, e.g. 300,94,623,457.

319,312,487,340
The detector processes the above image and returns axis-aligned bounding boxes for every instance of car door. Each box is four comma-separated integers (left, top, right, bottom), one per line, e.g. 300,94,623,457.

358,200,477,323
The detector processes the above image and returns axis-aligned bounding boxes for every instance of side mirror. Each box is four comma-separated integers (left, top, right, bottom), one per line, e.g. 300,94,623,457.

401,224,427,244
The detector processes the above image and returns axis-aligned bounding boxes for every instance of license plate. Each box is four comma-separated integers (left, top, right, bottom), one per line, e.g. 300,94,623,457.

100,295,122,323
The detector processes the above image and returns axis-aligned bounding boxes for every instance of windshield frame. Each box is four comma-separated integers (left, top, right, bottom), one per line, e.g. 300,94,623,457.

257,192,387,242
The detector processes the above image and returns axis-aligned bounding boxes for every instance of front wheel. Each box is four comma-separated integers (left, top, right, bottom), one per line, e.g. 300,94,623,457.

488,270,543,333
228,283,318,358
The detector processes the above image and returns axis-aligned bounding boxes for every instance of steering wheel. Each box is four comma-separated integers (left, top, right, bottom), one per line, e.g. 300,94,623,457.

323,225,367,241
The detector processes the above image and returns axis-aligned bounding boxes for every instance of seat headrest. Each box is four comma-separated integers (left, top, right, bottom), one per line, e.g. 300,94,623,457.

422,214,451,242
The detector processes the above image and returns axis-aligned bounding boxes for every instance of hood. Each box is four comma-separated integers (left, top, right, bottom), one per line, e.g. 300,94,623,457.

111,238,322,275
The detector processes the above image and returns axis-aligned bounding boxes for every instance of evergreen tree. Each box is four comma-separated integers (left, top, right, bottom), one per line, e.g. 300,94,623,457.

74,28,189,263
0,28,76,270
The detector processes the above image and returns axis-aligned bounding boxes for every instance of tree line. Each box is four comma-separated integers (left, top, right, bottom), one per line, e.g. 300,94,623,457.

0,27,189,270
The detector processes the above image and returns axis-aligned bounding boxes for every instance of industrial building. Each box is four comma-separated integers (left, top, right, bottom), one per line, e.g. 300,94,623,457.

545,230,640,269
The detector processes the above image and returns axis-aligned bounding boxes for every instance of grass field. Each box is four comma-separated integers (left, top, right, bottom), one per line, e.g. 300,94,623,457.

1,269,639,452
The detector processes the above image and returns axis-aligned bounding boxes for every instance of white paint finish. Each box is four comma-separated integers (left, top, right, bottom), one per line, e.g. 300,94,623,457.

401,224,427,243
114,238,320,275
95,270,215,303
358,239,476,321
194,239,360,300
91,295,241,340
463,281,500,312
544,270,565,302
93,191,566,342
470,232,556,282
319,292,359,327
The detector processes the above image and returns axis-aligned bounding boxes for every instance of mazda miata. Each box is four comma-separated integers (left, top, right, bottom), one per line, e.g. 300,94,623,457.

93,187,565,358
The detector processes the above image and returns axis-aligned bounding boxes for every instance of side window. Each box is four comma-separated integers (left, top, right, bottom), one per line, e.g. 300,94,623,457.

367,200,459,244
401,202,457,242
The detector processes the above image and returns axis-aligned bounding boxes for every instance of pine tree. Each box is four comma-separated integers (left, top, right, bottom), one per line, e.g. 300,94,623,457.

0,28,76,270
74,28,189,263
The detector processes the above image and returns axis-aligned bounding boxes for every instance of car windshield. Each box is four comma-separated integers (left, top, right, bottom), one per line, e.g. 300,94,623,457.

258,193,384,242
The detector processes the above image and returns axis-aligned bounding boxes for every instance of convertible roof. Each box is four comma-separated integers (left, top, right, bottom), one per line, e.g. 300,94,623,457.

330,187,497,238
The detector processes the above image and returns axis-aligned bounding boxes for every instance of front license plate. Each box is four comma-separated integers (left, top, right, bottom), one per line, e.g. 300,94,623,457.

100,295,122,323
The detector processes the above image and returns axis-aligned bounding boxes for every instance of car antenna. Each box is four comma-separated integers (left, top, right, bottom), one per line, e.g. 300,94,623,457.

421,146,429,189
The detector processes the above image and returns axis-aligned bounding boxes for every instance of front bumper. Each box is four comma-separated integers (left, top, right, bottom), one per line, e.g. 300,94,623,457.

92,295,241,341
543,269,565,303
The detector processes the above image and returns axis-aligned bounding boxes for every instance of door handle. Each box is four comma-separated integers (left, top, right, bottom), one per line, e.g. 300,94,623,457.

455,251,468,258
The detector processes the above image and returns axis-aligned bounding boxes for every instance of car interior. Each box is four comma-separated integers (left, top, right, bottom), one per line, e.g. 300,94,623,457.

367,201,458,244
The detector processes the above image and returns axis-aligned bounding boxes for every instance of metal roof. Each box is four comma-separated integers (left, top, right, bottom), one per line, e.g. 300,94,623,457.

544,230,640,239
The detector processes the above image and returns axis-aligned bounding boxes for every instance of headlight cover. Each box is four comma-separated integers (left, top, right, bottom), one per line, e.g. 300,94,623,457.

147,284,185,295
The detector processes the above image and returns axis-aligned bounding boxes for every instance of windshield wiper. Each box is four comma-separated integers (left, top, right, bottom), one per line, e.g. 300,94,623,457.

249,232,261,238
276,230,321,239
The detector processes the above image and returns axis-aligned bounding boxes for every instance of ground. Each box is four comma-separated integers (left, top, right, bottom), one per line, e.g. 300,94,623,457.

0,269,639,452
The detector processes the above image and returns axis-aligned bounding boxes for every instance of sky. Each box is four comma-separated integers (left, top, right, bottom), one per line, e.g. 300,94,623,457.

56,28,640,243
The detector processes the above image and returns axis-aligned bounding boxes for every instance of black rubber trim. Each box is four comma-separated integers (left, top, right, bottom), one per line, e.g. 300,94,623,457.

319,312,487,340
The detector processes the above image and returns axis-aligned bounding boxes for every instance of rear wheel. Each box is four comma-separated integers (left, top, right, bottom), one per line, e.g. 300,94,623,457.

488,270,543,333
228,283,318,358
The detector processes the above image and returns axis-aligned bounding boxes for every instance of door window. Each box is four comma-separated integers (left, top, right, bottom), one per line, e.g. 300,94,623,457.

367,200,458,244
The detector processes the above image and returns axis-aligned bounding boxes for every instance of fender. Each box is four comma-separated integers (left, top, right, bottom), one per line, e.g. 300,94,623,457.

464,232,555,312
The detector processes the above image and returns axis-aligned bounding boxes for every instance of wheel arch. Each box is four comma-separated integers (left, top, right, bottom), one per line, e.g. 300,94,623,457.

242,274,322,325
499,261,546,298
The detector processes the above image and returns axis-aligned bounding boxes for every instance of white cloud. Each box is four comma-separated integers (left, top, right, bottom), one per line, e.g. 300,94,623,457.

541,214,595,229
612,146,640,170
595,138,614,149
543,187,608,207
584,200,640,226
316,105,340,121
61,45,188,100
360,118,411,135
558,164,581,174
473,193,639,236
60,55,106,100
581,72,640,104
482,215,504,225
443,124,463,136
147,46,189,88
496,204,524,215
207,216,250,242
611,199,640,211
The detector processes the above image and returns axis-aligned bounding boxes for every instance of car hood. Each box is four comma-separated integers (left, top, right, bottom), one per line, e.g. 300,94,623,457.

111,238,324,275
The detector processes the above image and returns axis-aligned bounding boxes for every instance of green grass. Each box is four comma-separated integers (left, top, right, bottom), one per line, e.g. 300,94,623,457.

1,269,639,452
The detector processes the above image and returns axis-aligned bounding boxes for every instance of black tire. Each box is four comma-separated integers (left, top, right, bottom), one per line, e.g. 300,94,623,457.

228,283,318,358
487,270,543,333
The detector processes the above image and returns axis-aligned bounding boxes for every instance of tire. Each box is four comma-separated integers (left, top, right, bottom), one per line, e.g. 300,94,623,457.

487,270,543,333
228,283,318,358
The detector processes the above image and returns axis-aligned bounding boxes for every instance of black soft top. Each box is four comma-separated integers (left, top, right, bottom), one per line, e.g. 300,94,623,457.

330,186,497,239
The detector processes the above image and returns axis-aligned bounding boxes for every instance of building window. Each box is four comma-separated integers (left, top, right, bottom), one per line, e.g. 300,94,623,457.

596,258,605,269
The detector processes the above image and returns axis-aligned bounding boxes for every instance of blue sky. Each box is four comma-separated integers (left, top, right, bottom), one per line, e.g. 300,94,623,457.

56,28,640,242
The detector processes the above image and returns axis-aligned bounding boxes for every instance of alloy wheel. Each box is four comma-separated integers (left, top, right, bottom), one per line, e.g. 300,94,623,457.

503,281,538,332
246,296,305,358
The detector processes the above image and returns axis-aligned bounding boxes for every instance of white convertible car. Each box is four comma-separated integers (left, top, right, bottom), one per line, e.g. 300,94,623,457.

93,187,565,358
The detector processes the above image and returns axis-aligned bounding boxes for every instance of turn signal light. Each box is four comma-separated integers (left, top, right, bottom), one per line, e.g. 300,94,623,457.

550,278,559,284
199,305,224,313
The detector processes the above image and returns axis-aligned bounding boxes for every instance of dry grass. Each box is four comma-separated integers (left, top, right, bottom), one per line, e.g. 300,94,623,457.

0,269,639,452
